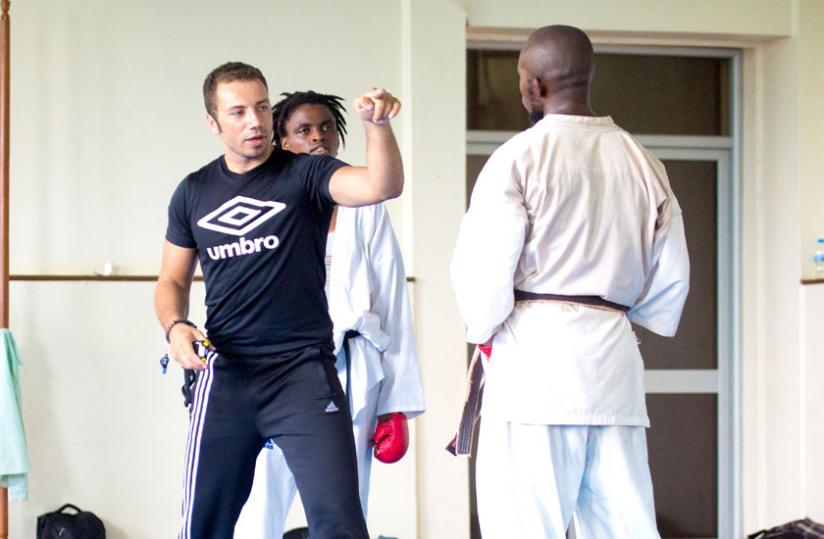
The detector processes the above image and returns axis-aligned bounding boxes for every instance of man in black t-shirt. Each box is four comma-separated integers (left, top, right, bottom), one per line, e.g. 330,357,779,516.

154,62,403,539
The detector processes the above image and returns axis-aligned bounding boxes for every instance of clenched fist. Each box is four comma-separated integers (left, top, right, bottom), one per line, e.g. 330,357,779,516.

353,87,401,125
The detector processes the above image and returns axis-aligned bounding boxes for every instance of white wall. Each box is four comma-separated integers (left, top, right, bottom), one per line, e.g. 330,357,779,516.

8,1,423,538
467,0,792,37
10,281,198,538
401,1,470,537
11,0,404,275
7,0,824,538
740,0,824,531
801,284,824,522
797,0,824,278
742,32,804,527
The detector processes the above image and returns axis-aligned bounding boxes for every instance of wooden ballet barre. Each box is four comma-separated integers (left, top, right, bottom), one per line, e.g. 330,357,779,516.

9,274,416,283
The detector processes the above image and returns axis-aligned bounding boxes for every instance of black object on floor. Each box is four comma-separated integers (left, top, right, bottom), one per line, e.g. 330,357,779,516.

37,503,106,539
748,517,824,538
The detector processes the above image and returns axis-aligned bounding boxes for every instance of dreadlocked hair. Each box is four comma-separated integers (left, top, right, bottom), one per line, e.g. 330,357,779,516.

272,91,348,149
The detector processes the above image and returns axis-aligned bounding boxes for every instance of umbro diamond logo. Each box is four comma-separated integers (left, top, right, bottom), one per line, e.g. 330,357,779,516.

324,401,339,413
197,196,286,236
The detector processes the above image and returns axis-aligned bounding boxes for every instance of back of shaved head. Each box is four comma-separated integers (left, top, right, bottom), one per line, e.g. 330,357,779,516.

517,25,595,119
521,25,594,92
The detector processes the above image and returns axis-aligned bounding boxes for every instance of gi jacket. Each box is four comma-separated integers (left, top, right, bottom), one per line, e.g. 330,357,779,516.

329,204,425,420
451,114,689,426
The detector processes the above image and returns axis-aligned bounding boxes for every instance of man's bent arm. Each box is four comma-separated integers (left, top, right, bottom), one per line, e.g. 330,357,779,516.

329,89,403,207
155,240,208,370
450,141,528,344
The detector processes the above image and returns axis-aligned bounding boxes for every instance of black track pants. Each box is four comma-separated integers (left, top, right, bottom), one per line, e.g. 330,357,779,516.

178,347,368,539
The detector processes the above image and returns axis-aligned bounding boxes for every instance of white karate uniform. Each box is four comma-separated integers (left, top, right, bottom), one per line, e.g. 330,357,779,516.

451,114,689,538
234,203,425,538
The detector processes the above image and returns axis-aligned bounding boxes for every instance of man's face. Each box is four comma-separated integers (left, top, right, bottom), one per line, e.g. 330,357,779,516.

517,59,545,125
281,104,340,157
206,79,273,164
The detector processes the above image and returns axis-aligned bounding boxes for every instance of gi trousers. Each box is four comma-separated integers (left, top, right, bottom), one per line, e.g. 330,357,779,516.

476,419,660,539
179,347,368,539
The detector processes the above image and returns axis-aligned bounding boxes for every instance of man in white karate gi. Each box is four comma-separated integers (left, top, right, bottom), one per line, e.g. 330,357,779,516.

451,25,690,538
235,91,425,538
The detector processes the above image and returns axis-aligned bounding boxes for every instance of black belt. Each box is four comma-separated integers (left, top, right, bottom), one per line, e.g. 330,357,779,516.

513,290,631,312
446,346,485,457
342,330,360,409
446,291,631,457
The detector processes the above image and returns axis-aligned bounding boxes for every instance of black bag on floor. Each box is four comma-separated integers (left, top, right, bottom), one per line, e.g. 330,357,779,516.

37,503,106,539
748,517,824,538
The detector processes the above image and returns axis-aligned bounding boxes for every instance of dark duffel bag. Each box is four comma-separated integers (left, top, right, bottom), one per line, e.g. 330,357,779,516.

749,517,824,538
37,503,106,539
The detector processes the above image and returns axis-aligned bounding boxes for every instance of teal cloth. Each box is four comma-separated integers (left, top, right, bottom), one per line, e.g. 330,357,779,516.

0,328,28,500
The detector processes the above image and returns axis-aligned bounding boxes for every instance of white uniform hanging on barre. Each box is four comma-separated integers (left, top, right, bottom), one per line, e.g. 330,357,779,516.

451,114,690,539
235,203,425,538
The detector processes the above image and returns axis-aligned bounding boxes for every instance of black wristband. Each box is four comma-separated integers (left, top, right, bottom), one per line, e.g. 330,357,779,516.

165,319,196,343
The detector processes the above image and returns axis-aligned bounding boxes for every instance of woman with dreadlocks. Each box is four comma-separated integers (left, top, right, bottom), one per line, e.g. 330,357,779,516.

234,91,425,538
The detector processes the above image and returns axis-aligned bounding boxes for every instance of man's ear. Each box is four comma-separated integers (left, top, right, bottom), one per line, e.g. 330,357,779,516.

281,137,290,150
522,77,543,108
206,112,221,135
534,76,550,99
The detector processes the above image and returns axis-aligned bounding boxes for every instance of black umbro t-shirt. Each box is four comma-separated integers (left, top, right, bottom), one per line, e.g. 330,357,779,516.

165,149,346,356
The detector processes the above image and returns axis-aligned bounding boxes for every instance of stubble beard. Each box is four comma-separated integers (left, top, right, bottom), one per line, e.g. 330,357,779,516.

528,107,544,126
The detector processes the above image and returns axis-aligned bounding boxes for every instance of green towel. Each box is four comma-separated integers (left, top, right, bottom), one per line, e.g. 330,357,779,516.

0,328,28,500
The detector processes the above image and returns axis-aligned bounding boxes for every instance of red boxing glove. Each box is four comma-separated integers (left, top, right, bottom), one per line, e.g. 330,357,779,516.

370,412,409,463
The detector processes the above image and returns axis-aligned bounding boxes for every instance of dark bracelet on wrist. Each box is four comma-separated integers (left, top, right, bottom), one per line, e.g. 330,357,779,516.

165,319,196,343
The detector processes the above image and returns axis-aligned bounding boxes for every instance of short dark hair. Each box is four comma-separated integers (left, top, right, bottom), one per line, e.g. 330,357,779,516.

272,91,348,149
203,62,268,118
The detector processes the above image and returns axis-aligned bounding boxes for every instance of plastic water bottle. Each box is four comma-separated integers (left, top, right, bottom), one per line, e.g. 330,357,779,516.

815,238,824,279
